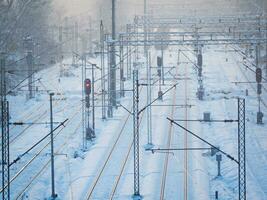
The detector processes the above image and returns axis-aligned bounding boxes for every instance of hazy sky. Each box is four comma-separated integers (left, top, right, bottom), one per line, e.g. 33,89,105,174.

51,0,266,24
52,0,101,18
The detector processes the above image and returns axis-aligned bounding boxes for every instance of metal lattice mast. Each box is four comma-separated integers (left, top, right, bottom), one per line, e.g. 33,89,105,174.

144,0,147,54
59,26,63,77
134,16,139,63
82,56,86,149
161,39,164,85
126,24,132,79
107,41,113,118
133,69,141,198
24,36,34,99
238,98,246,200
1,54,10,200
119,34,125,97
92,64,96,136
26,51,34,99
146,51,152,147
89,16,93,55
126,24,130,80
100,21,106,120
74,21,78,64
265,21,267,80
110,0,117,107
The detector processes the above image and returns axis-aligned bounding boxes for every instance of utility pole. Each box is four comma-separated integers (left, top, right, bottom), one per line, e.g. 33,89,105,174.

119,34,125,98
111,0,116,107
82,56,86,149
49,93,57,199
144,0,153,148
107,43,113,118
73,21,78,66
59,26,63,77
161,39,164,85
126,24,131,80
75,21,79,53
24,36,35,99
1,53,10,200
265,21,267,80
92,64,96,136
145,51,153,149
100,20,106,120
144,0,147,54
108,0,117,117
89,16,93,55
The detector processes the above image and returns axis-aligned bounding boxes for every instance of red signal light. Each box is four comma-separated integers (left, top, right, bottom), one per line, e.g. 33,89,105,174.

84,79,91,95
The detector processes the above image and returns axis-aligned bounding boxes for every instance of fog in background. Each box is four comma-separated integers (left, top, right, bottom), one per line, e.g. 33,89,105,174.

0,0,266,89
52,0,267,26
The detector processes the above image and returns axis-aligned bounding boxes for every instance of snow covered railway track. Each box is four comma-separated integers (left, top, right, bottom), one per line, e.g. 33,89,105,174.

85,88,146,200
183,65,189,200
0,91,68,145
11,105,83,200
10,82,104,199
109,111,147,200
160,71,178,200
157,51,191,200
0,102,45,141
9,98,74,145
84,110,132,200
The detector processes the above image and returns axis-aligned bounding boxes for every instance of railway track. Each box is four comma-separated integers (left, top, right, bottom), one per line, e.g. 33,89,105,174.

0,59,105,198
85,85,147,200
160,63,178,200
158,50,190,200
9,76,103,146
9,99,77,145
4,86,68,144
12,105,83,199
83,50,173,199
183,63,189,200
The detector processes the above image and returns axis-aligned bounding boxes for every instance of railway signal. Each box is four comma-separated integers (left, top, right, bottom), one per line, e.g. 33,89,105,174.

256,68,262,83
84,78,92,95
157,56,162,67
255,67,263,124
84,77,94,140
197,53,202,67
257,83,262,95
85,96,90,108
216,154,222,177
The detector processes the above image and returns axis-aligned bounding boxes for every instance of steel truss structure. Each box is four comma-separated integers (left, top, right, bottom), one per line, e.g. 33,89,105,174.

101,15,259,199
134,15,267,28
133,69,141,199
238,98,246,200
104,14,267,47
1,55,10,200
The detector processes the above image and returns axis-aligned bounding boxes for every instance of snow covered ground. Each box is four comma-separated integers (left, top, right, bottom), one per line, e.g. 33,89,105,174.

4,43,267,200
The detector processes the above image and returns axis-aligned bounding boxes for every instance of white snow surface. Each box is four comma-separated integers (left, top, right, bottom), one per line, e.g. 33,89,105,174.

5,45,267,200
